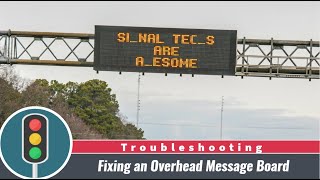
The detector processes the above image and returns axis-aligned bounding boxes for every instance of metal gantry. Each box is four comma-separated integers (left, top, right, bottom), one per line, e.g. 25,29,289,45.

236,38,320,80
0,30,94,67
0,30,319,79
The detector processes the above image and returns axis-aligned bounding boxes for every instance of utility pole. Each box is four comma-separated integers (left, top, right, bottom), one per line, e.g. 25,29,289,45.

220,96,224,140
136,72,141,128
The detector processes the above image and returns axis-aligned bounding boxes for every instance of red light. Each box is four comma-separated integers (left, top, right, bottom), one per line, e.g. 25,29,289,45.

29,119,42,131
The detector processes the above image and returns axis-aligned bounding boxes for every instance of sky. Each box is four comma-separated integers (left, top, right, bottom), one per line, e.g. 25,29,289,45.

0,1,319,140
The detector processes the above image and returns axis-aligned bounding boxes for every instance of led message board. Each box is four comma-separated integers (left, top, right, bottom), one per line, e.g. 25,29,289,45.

94,25,237,76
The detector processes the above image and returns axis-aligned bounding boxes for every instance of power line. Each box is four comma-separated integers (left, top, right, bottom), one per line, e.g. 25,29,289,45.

139,122,219,128
138,122,316,130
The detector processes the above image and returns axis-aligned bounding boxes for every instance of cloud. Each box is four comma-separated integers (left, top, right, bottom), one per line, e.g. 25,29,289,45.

137,98,319,140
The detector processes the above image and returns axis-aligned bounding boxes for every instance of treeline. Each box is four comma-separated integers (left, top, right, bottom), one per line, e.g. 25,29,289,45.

0,66,144,139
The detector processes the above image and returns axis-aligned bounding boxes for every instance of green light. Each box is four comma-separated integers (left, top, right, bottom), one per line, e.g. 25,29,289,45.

29,147,42,160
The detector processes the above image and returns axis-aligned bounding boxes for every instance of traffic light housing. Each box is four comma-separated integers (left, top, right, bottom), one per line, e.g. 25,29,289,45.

23,114,48,164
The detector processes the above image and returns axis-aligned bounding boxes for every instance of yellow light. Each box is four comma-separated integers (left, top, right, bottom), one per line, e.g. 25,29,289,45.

29,133,42,145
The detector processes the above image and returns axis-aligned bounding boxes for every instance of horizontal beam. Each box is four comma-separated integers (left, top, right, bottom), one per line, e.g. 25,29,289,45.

235,72,319,79
237,39,320,47
239,55,320,60
0,31,8,36
7,59,94,67
236,66,319,75
3,59,318,76
1,30,319,46
1,30,95,39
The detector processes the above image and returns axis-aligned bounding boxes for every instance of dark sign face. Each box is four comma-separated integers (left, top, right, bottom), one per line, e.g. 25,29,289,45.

94,25,237,76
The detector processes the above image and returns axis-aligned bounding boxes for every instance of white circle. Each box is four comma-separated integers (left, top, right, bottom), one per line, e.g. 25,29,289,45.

139,145,146,151
219,145,226,152
0,106,73,179
209,145,215,151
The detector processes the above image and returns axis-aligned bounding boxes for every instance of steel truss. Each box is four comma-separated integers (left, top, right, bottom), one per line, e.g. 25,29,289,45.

0,30,319,79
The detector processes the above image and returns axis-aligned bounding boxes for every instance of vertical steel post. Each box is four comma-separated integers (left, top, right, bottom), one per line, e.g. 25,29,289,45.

7,30,11,63
241,37,246,77
270,38,274,80
309,39,313,80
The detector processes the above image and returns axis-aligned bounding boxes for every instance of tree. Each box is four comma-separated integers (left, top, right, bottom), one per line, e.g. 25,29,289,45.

49,93,104,139
20,80,51,107
0,78,21,126
64,79,144,139
0,66,145,139
35,79,144,139
0,65,29,91
118,113,145,139
0,66,24,126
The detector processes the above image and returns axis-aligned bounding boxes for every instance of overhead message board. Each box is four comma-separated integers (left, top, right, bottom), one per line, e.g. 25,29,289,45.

94,25,237,76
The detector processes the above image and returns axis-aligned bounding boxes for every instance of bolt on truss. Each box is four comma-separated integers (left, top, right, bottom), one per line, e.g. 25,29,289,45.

0,30,319,79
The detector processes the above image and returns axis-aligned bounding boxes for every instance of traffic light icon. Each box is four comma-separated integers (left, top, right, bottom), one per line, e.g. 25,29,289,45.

23,114,48,164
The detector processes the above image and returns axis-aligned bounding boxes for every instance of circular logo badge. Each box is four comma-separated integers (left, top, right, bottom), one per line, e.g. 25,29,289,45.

0,106,73,179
